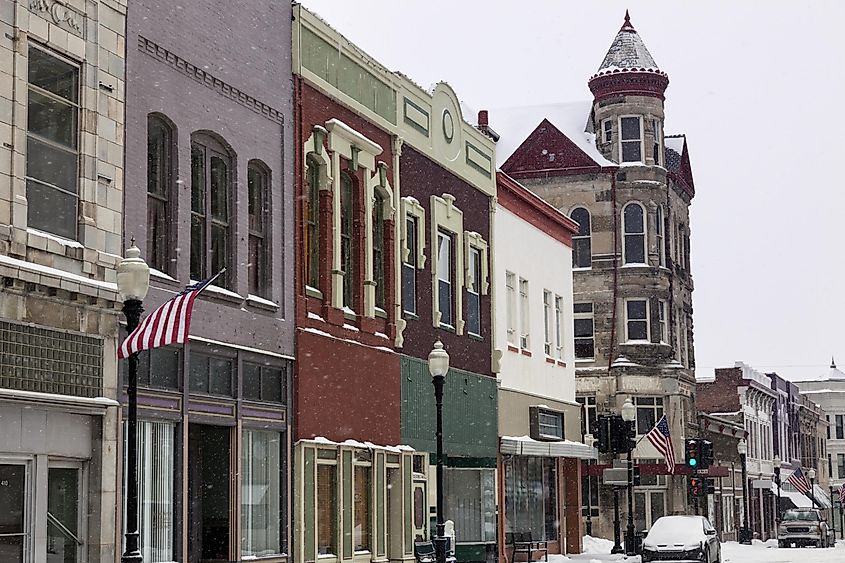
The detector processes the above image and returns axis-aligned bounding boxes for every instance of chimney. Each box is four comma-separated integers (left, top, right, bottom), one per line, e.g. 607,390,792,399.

476,110,499,142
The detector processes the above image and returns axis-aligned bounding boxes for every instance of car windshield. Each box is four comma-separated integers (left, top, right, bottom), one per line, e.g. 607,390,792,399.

782,511,818,521
645,517,706,544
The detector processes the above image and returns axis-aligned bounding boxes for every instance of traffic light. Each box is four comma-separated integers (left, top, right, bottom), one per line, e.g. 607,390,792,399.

685,439,700,468
689,476,704,498
705,478,716,495
699,440,714,469
611,415,633,453
633,465,641,486
596,415,612,454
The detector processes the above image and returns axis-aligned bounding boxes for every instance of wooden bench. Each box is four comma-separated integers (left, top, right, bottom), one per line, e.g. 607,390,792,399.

505,531,548,562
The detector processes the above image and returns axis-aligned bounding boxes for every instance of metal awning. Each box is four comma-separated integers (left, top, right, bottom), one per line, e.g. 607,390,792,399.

500,436,598,459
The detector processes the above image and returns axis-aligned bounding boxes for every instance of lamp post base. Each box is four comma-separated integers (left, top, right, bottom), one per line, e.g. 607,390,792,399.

121,531,143,563
739,527,753,545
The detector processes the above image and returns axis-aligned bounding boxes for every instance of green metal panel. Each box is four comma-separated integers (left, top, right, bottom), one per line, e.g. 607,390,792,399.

400,355,498,458
376,453,386,557
455,543,493,563
304,447,316,562
342,450,353,559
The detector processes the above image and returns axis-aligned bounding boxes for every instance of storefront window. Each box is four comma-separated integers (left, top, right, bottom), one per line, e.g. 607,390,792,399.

443,468,496,543
47,467,81,563
354,465,371,551
241,429,282,558
317,465,337,555
504,458,558,541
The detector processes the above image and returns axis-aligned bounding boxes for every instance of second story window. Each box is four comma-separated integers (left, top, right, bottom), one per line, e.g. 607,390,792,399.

305,157,321,290
620,116,642,163
373,191,386,310
543,290,553,356
147,115,174,274
570,207,592,269
655,206,665,267
653,119,663,165
576,396,597,436
519,278,529,349
402,215,418,315
26,46,80,240
574,302,594,360
623,202,646,265
191,135,231,288
467,246,482,336
657,300,668,344
247,161,270,298
836,415,844,440
635,397,664,435
624,299,649,342
506,272,517,345
437,230,454,328
554,295,564,360
340,171,356,311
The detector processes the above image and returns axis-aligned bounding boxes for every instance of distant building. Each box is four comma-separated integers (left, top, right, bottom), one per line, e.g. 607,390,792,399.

697,413,744,542
490,11,697,538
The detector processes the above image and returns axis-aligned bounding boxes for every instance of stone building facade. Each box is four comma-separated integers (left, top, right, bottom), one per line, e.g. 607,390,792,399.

492,12,697,539
0,1,127,563
121,1,295,562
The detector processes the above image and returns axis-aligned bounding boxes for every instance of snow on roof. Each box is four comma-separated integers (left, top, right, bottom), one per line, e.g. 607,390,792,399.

818,363,845,381
595,13,661,75
665,135,685,155
489,101,615,167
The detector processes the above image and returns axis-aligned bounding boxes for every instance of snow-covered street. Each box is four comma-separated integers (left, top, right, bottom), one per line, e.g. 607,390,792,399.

547,538,845,563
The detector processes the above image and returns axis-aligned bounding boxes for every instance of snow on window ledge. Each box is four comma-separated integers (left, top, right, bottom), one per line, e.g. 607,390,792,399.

246,294,278,310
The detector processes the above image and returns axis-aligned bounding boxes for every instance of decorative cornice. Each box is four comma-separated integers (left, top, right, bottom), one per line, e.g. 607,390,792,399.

138,36,284,125
29,0,84,38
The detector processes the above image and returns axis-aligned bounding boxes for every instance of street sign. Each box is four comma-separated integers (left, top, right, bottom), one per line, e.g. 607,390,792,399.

603,467,629,486
752,479,772,489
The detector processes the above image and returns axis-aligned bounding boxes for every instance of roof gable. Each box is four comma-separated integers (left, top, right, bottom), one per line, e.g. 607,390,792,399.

501,118,605,176
665,134,695,197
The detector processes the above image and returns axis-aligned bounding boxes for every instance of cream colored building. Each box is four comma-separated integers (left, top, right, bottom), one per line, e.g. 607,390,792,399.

0,1,126,562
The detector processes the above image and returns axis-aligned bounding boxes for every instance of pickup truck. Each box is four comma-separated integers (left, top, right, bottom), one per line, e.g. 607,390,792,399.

777,508,833,548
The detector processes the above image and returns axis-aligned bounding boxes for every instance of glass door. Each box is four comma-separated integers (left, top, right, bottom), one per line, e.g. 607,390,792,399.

0,464,27,563
47,466,83,563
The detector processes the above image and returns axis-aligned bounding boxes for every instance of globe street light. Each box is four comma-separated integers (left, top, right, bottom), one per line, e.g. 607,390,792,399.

429,340,450,563
621,398,636,555
773,455,782,526
117,244,150,563
808,468,817,509
737,439,751,544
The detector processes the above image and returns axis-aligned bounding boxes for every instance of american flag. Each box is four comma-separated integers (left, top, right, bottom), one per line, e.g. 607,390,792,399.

645,414,675,474
786,467,812,495
838,483,845,504
118,273,220,359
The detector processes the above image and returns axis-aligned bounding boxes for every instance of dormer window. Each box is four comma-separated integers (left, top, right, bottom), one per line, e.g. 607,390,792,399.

620,116,643,163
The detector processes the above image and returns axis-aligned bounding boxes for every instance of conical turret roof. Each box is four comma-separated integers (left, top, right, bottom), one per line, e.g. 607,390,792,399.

596,11,660,74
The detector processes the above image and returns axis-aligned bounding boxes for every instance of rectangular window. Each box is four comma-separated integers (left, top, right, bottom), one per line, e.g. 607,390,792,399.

243,362,286,403
402,216,418,315
652,119,662,166
658,300,668,344
135,420,175,563
467,247,482,336
838,454,845,479
242,429,283,558
247,164,270,298
519,278,530,349
340,172,356,310
581,468,600,518
543,290,553,356
373,193,386,310
625,299,649,342
191,140,231,287
147,116,172,274
506,272,517,345
437,231,454,327
504,457,558,541
305,159,321,290
620,116,642,163
354,466,371,551
574,302,595,360
538,410,564,440
635,397,664,436
188,352,233,396
26,46,80,239
554,295,564,359
837,415,844,440
576,396,597,436
136,346,180,390
602,119,612,144
317,464,337,555
443,468,496,542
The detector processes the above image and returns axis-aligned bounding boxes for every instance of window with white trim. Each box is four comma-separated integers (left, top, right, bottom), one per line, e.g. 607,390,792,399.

467,246,482,336
657,300,668,344
623,202,646,265
519,278,530,349
620,115,643,163
538,410,564,440
402,215,418,315
574,302,594,360
576,396,597,436
554,295,564,360
652,119,663,166
437,230,454,328
635,397,664,436
506,272,517,345
655,206,665,267
543,290,553,356
602,119,612,144
624,299,649,342
430,194,464,333
26,45,80,239
570,207,591,269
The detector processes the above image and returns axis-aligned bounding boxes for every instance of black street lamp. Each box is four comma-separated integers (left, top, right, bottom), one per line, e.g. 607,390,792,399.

738,439,752,545
808,468,817,509
829,485,836,541
429,340,450,563
773,455,782,527
621,398,637,555
117,245,150,563
584,434,595,537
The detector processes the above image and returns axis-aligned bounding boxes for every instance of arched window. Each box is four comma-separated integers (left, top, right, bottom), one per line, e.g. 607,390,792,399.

340,171,356,310
372,190,386,310
655,205,665,267
247,160,270,298
570,207,592,269
304,156,321,290
190,133,232,287
147,114,174,274
623,202,646,265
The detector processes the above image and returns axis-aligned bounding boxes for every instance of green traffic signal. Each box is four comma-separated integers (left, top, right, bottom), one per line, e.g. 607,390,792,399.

689,458,697,467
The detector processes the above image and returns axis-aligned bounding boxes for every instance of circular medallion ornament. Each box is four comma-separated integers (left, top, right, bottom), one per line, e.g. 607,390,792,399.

442,109,454,144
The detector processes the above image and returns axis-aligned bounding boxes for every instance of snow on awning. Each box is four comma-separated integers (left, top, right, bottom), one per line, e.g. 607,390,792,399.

771,482,831,509
500,435,598,460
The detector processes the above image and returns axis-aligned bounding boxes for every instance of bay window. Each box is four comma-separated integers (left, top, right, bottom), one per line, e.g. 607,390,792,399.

191,135,232,287
620,115,643,163
625,299,649,342
635,397,664,435
658,300,668,344
656,206,665,267
26,45,80,239
623,202,646,265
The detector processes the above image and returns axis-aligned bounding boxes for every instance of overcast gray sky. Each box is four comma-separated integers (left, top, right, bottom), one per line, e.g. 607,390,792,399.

303,0,845,382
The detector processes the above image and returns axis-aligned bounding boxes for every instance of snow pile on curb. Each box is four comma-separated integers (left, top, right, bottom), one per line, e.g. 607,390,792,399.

582,535,615,555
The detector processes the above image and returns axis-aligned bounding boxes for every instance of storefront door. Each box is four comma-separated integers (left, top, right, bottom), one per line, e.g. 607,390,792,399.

0,464,27,563
188,425,231,563
47,464,83,563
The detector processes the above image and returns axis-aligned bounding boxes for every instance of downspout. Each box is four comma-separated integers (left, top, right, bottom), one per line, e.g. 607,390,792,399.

6,3,19,228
